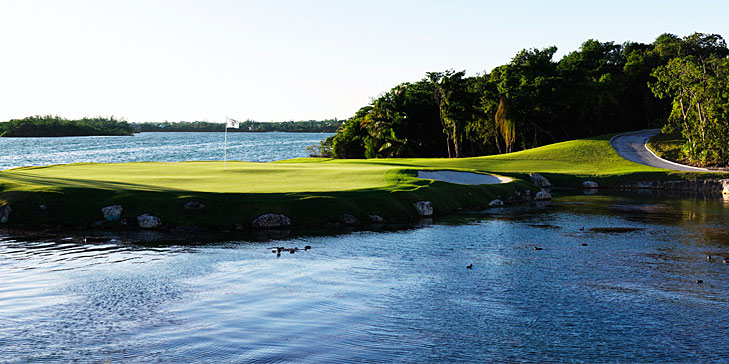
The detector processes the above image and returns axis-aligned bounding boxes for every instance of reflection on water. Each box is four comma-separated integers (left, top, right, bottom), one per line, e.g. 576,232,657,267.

2,192,729,362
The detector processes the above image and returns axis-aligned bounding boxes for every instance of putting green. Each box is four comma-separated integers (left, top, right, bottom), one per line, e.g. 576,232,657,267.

0,135,715,196
0,134,722,229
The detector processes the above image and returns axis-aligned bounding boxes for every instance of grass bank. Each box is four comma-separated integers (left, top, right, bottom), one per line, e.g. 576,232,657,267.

647,130,685,164
0,135,724,231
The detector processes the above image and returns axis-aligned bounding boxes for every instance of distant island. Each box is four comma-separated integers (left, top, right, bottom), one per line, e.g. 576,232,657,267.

137,119,342,133
0,115,135,137
0,116,343,137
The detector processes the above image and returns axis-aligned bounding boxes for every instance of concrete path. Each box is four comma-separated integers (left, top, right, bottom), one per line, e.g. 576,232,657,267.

610,129,710,172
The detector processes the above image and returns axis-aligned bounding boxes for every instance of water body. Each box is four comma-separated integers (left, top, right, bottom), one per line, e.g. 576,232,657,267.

2,192,729,363
2,134,729,362
0,132,332,170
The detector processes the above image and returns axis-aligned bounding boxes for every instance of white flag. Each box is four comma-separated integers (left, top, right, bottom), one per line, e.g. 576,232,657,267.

226,117,240,129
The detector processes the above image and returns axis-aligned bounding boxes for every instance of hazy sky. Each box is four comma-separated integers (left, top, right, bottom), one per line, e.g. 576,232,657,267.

1,0,727,123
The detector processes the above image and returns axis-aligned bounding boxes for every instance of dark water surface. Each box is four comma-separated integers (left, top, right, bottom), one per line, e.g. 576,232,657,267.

0,132,332,170
2,193,729,363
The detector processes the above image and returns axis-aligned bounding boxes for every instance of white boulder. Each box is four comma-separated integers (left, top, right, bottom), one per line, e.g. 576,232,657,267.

0,204,11,223
529,173,552,188
102,205,123,221
534,189,552,201
582,181,599,189
413,201,433,216
183,201,206,211
369,215,384,223
722,179,729,195
489,199,504,207
340,213,358,225
137,213,162,228
252,213,291,228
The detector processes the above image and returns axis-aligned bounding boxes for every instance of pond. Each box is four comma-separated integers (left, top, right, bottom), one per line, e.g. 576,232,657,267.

0,132,332,170
2,191,729,363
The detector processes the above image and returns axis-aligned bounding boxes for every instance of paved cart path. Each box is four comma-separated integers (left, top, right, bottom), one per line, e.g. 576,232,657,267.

610,129,710,172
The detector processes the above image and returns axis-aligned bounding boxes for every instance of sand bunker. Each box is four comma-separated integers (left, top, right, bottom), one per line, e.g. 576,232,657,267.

416,170,512,185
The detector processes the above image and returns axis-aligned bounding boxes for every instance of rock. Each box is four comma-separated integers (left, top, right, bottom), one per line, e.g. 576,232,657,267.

369,214,384,223
529,173,552,188
252,213,291,228
413,201,433,217
339,213,358,225
534,189,552,201
235,223,244,230
722,179,729,195
0,204,11,223
582,181,599,189
101,205,123,221
488,199,504,207
137,213,162,229
39,204,47,210
183,201,206,211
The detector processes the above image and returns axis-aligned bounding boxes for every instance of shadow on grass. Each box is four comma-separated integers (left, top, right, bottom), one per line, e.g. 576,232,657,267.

0,172,184,192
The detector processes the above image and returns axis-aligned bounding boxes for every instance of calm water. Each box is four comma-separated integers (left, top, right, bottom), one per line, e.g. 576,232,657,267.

2,193,729,363
0,132,332,170
2,133,729,362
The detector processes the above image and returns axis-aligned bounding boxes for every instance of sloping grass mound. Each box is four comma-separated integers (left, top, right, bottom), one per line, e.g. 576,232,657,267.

0,134,722,230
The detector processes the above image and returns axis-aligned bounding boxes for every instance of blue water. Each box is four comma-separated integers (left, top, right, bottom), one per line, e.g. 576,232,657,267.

2,133,729,362
0,132,332,170
2,193,729,363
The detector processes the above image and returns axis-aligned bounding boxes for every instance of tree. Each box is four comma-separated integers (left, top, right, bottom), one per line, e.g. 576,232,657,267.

650,55,729,165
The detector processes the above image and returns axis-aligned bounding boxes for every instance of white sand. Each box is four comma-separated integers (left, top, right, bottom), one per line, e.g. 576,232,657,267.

416,170,512,185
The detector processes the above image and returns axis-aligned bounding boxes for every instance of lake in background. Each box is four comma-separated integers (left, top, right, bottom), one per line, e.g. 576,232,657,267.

1,133,729,363
0,132,332,170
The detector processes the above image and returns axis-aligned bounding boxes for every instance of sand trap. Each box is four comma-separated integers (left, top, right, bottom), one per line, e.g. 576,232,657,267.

416,170,512,185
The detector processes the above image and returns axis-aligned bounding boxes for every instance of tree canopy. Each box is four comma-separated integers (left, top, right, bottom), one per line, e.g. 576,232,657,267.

0,115,134,137
326,32,729,166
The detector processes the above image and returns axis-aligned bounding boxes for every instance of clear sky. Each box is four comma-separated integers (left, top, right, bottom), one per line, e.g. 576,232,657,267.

1,0,727,123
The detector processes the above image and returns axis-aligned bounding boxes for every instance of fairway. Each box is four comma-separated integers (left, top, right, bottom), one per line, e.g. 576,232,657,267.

0,135,714,196
0,134,724,230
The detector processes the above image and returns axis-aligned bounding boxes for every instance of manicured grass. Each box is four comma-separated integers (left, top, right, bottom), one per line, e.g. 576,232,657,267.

0,134,723,230
647,130,685,164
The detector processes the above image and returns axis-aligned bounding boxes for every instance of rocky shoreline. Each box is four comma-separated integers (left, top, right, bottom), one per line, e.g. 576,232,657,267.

618,179,729,194
1,173,728,243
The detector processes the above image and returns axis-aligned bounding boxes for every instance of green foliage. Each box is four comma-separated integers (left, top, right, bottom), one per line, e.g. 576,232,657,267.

647,130,686,163
329,31,729,165
650,35,729,166
137,119,342,133
0,115,134,137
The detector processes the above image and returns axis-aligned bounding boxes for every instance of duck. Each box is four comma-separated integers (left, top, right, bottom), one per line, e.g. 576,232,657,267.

696,279,704,284
707,255,713,261
581,243,588,246
304,245,312,250
534,246,543,251
466,264,473,269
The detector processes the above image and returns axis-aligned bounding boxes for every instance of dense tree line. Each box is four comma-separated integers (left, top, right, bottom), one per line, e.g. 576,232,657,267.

324,32,729,164
137,119,342,133
0,115,134,137
649,34,729,166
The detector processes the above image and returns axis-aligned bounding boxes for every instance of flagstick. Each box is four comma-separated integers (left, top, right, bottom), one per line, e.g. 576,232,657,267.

224,116,228,171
